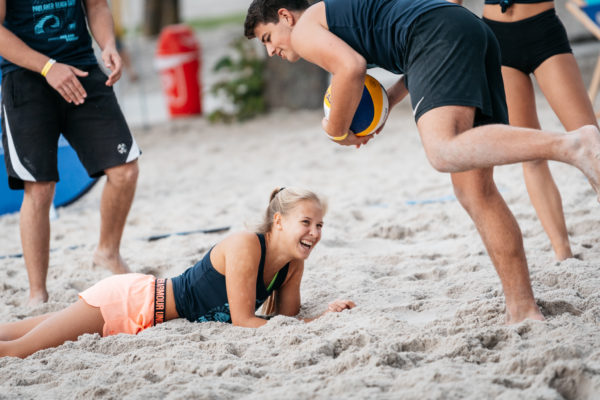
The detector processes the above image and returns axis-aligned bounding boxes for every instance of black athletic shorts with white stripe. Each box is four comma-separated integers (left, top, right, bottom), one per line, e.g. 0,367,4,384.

1,65,140,190
404,6,509,126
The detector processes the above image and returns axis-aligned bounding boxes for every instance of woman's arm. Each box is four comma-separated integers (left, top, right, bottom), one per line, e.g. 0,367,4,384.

223,233,270,328
275,260,356,322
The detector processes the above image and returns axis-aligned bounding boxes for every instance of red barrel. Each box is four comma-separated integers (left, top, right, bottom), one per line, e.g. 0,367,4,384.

155,25,202,117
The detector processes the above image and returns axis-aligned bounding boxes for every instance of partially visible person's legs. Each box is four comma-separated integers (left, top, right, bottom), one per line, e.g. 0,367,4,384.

418,105,544,323
0,312,56,341
65,67,141,274
502,65,572,260
534,53,599,131
20,181,56,305
93,160,139,274
0,300,104,358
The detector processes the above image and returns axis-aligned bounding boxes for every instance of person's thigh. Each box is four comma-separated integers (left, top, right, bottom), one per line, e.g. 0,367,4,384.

501,66,540,129
1,70,62,189
416,105,476,170
534,53,598,130
63,67,141,178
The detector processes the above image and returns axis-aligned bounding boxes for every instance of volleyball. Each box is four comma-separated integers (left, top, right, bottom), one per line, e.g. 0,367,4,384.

323,74,389,137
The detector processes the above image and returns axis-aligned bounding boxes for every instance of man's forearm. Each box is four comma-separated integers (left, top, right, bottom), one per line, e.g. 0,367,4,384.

85,0,116,50
0,25,50,74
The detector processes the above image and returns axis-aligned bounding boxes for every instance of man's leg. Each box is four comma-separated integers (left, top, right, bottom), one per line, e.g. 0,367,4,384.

451,168,543,323
417,106,543,323
20,181,55,305
415,106,600,200
93,160,139,274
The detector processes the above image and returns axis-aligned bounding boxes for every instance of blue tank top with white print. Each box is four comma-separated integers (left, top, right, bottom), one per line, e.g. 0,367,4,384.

171,233,290,323
324,0,456,74
2,0,97,74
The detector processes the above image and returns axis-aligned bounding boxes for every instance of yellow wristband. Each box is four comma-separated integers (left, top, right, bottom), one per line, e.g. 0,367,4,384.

41,59,56,77
324,131,349,141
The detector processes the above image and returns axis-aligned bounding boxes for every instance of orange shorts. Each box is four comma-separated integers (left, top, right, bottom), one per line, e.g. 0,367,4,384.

79,273,156,337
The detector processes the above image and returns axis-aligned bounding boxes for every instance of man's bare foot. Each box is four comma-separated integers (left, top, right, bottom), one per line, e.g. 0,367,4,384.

505,303,545,325
569,125,600,202
93,250,131,274
28,290,49,306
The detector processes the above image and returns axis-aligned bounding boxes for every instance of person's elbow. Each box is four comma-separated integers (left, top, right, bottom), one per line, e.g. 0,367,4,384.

340,56,366,80
230,314,264,328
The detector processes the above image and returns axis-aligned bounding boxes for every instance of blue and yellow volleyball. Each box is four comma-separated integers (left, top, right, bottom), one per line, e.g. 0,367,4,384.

323,74,389,137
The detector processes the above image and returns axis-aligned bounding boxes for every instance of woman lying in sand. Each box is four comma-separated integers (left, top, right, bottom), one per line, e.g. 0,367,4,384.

0,187,355,358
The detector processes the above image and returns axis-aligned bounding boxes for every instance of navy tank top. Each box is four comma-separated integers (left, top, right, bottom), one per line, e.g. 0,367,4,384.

324,0,455,74
2,0,97,74
171,233,290,323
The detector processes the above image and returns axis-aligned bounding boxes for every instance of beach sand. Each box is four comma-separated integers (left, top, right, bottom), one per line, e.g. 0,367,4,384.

1,97,599,399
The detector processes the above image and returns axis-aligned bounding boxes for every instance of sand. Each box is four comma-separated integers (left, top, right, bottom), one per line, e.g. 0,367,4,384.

1,87,600,399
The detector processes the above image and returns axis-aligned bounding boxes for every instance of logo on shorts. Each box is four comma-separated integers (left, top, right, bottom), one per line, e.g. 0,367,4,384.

413,96,425,117
117,143,128,154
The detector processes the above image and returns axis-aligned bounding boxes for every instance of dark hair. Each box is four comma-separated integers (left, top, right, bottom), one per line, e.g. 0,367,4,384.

244,0,311,39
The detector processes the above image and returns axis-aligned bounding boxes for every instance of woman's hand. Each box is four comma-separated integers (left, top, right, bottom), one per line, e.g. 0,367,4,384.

326,299,356,313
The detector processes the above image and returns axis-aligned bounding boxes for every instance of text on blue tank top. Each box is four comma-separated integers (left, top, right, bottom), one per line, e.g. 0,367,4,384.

323,0,456,74
170,233,290,323
1,0,97,74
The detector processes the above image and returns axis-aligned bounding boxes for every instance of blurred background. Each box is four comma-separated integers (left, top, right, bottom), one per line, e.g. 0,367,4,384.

112,0,600,129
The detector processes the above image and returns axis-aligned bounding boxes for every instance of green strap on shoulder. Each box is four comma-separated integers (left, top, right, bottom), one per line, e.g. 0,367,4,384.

266,271,279,291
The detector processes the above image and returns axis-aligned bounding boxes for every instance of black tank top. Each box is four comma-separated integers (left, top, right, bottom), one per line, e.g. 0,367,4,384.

324,0,454,74
171,233,289,323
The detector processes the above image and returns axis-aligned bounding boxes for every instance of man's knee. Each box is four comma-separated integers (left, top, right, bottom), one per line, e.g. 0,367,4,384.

423,144,457,173
105,161,139,187
451,171,498,211
23,182,56,210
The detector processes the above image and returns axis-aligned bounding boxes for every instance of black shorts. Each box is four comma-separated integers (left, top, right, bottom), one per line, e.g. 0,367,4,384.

1,66,140,190
404,6,508,126
483,9,572,75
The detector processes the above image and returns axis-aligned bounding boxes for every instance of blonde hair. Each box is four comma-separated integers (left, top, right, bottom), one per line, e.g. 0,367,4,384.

257,187,327,234
259,187,327,316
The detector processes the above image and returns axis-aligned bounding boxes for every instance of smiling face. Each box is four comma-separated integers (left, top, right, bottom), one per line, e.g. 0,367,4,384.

253,11,300,62
277,199,324,259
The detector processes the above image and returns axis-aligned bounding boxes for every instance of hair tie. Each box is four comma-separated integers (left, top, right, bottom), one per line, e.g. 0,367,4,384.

276,187,286,195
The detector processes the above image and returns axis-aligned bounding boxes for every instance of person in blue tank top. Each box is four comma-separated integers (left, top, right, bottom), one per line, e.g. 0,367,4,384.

0,187,355,358
244,0,600,324
0,0,140,305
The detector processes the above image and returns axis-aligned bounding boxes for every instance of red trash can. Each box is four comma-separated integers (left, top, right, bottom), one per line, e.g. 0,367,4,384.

155,24,202,117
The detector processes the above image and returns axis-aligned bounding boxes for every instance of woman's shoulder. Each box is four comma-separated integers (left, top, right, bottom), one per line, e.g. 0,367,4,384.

221,231,259,244
218,231,261,255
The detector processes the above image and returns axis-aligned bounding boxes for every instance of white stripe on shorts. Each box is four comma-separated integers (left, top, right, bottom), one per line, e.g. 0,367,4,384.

3,105,35,182
126,136,141,163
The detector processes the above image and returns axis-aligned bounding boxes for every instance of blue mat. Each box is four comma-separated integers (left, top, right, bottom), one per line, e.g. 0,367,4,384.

0,59,97,216
583,3,600,24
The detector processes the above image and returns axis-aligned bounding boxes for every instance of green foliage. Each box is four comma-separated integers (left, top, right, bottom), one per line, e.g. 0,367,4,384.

208,36,266,123
186,13,245,31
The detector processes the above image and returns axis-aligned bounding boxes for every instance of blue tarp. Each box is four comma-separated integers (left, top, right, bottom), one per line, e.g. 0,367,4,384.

0,58,97,215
